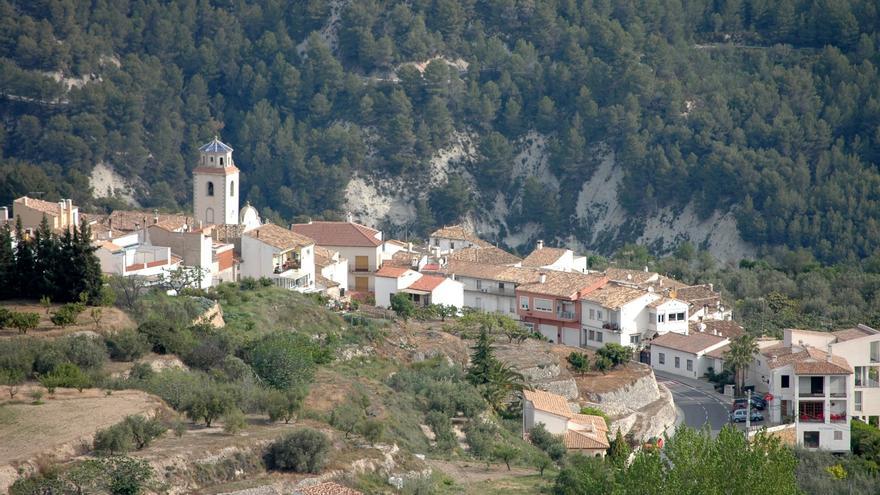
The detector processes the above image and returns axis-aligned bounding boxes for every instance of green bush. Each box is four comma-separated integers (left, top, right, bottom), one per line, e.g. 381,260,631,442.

266,428,330,473
40,363,91,392
330,402,365,439
244,333,319,390
58,334,107,369
0,307,11,328
464,420,498,458
10,311,40,334
184,334,232,371
425,410,456,451
264,388,306,424
123,415,167,449
94,422,135,455
137,319,194,355
596,344,632,368
106,330,150,361
528,423,566,462
360,419,385,444
222,408,247,434
183,385,234,427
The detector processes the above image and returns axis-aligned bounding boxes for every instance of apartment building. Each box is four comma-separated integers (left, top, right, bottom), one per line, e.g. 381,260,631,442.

516,271,607,346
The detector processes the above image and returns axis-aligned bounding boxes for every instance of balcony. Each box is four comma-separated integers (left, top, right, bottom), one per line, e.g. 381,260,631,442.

602,322,621,331
274,259,301,274
556,310,576,320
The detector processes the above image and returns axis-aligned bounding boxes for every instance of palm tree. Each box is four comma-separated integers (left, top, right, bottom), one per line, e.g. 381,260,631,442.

727,335,759,396
484,360,530,411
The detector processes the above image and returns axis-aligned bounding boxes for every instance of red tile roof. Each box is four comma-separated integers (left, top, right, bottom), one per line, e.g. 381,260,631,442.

375,265,412,278
521,247,569,267
407,274,447,292
291,221,382,247
244,223,315,250
651,331,728,354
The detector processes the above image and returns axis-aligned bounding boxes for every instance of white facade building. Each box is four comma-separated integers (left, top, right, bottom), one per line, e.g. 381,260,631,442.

291,220,385,293
522,389,609,456
374,265,464,309
649,331,730,379
241,224,315,292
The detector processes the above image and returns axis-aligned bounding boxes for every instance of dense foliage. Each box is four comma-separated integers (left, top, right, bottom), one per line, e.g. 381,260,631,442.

1,1,880,260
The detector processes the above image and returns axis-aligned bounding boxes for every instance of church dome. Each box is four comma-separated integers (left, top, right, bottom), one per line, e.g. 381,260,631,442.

239,202,261,231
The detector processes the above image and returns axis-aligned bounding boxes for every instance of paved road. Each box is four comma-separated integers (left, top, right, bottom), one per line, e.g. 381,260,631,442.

657,376,730,435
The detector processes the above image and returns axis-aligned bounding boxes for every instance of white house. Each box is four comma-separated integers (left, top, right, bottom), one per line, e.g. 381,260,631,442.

522,389,609,457
443,261,539,319
314,245,348,297
649,331,730,379
95,239,181,279
241,223,315,291
747,329,855,452
520,240,587,273
580,283,656,349
647,297,689,336
429,224,492,254
374,265,464,309
291,220,385,294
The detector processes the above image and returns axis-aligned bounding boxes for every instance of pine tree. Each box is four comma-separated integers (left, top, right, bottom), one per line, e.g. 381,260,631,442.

13,216,36,298
608,429,631,467
467,325,496,386
0,224,14,299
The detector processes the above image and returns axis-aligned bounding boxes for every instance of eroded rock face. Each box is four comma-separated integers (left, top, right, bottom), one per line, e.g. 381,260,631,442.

583,371,661,411
494,340,579,400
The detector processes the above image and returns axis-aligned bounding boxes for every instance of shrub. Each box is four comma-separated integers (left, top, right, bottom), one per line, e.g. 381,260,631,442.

0,307,11,328
184,335,232,371
360,419,385,444
264,388,306,424
10,311,40,334
137,319,194,355
94,422,135,454
330,402,364,439
0,369,24,398
123,415,167,449
50,307,78,328
390,292,415,321
266,428,330,473
223,408,247,434
596,344,631,368
492,444,519,470
529,423,566,462
464,420,498,458
425,410,456,451
106,330,150,361
40,362,91,391
245,333,318,390
59,334,107,370
567,352,590,375
183,386,233,427
29,390,44,404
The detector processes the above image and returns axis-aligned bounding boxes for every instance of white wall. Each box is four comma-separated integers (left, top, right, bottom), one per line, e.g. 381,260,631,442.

320,257,349,293
561,327,580,347
240,235,279,279
326,245,382,291
531,409,570,435
431,278,464,308
651,346,702,379
832,334,880,419
540,323,560,344
374,270,421,307
459,276,518,318
193,171,238,226
96,248,124,275
797,422,851,452
653,300,689,335
429,236,481,254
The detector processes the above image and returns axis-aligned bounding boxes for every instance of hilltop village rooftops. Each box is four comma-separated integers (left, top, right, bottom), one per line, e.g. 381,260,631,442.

430,224,493,247
521,247,569,267
580,283,651,310
446,245,521,265
244,223,314,250
517,271,607,298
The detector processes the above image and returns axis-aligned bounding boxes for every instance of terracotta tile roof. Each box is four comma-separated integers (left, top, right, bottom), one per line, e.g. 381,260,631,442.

647,296,685,308
315,274,340,288
564,429,610,450
244,223,314,251
689,320,745,339
761,343,853,374
106,210,191,232
295,482,363,495
430,224,492,247
523,389,573,417
385,239,408,247
651,331,728,354
375,265,412,278
97,240,124,252
521,247,568,267
406,274,447,292
570,413,608,432
675,284,720,303
580,283,649,309
448,246,521,266
832,325,878,342
604,267,658,285
445,260,517,280
291,221,382,247
518,271,607,299
14,196,64,215
385,250,420,268
314,246,343,268
705,344,731,359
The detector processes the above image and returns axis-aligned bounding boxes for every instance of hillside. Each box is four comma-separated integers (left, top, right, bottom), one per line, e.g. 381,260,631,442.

2,1,880,261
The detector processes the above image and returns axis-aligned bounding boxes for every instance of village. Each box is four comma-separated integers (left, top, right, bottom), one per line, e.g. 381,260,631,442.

3,138,877,461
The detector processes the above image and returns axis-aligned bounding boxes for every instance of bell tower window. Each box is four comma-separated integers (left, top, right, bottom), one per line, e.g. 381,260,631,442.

220,157,224,166
207,181,214,196
230,180,235,196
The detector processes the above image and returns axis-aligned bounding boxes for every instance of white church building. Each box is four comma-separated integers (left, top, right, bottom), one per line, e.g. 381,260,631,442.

193,137,240,226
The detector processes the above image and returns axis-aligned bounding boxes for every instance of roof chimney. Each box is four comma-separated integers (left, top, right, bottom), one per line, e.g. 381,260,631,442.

699,323,706,333
827,344,833,362
153,209,159,224
771,354,778,363
539,272,547,284
346,212,354,223
536,240,544,250
307,217,312,225
644,266,649,272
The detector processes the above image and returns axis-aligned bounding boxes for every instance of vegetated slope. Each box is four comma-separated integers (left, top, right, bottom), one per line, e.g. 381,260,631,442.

1,1,879,262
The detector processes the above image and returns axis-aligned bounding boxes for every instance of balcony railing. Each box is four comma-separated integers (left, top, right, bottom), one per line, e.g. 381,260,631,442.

830,391,847,398
557,310,576,320
798,391,824,398
274,259,301,274
830,413,848,423
798,414,825,423
602,322,621,331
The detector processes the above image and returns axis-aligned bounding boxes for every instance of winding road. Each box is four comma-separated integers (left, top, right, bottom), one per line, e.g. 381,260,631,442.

656,373,731,435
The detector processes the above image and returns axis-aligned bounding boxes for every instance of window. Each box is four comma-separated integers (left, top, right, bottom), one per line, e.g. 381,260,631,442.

872,341,880,362
210,156,214,162
834,431,843,441
434,238,439,246
220,156,224,165
589,330,595,340
658,314,665,323
781,375,790,388
658,353,665,365
451,241,455,249
597,310,604,320
856,391,863,412
802,431,820,449
207,181,214,196
630,335,640,345
596,331,603,342
677,312,685,321
499,282,505,290
230,180,235,196
476,280,482,290
523,322,534,332
686,359,693,371
589,309,595,320
674,357,680,368
355,256,369,271
534,298,553,312
520,296,529,310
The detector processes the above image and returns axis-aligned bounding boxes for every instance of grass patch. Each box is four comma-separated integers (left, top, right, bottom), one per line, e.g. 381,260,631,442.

0,405,17,425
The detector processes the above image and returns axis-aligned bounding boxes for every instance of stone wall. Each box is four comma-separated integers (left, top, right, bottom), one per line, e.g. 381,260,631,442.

582,368,661,411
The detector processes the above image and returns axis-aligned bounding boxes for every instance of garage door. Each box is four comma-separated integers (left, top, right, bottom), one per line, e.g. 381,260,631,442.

539,324,559,343
562,328,580,347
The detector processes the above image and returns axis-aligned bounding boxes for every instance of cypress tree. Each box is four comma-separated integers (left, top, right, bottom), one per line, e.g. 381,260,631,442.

467,325,497,386
13,216,36,298
33,215,59,300
75,219,103,304
0,224,14,299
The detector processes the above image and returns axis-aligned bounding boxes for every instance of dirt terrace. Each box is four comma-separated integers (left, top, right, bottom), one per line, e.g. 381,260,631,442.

0,301,135,339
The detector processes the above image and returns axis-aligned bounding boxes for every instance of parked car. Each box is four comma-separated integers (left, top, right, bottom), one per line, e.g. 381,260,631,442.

730,408,764,423
731,395,766,411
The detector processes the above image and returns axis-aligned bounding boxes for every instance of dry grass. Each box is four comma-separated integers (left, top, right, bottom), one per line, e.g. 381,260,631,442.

0,300,134,339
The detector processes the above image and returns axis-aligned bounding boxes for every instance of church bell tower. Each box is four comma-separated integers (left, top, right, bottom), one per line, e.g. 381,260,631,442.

193,137,240,225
